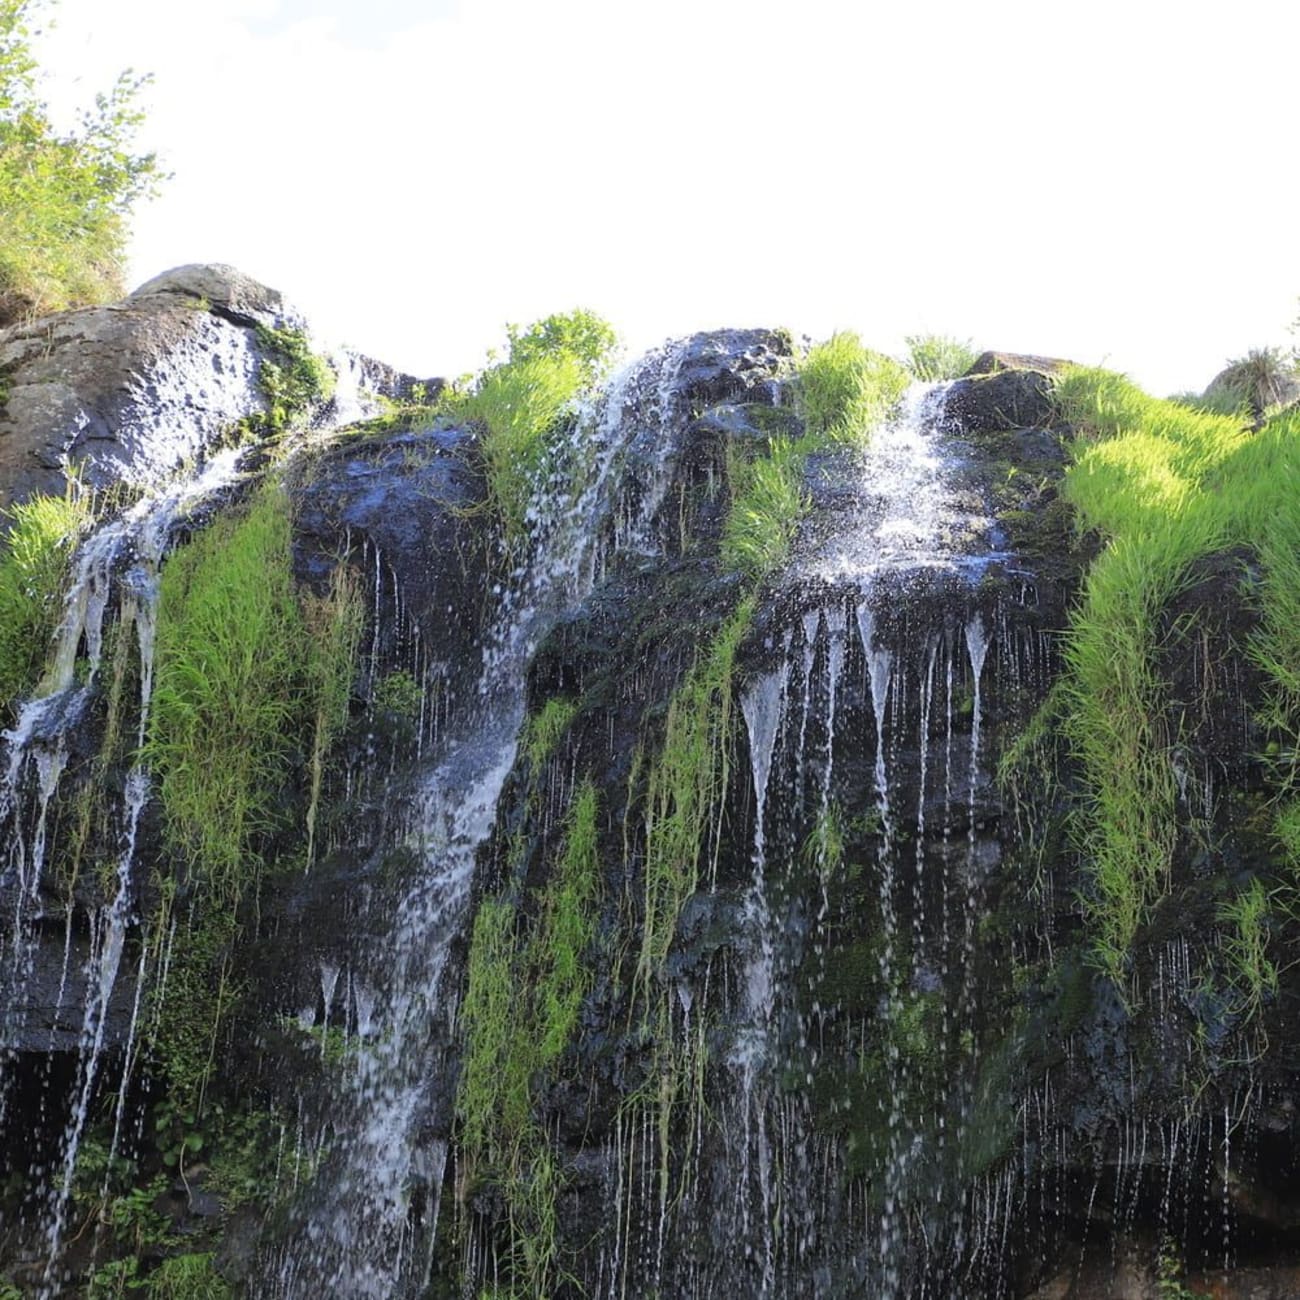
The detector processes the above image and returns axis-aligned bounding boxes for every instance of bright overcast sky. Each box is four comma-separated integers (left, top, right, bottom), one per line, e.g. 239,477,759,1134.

33,0,1300,395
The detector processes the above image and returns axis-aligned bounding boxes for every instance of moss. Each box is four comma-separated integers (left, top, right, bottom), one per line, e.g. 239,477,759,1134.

253,325,336,433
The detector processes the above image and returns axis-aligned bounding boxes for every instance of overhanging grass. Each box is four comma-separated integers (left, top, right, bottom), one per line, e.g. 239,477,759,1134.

1056,368,1300,985
0,488,91,718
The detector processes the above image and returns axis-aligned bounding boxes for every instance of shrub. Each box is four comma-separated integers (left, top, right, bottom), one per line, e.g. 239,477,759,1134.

0,0,160,323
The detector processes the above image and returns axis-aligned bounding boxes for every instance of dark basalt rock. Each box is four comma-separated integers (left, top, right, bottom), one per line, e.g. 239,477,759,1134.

0,263,417,513
671,327,794,409
966,350,1073,376
944,366,1057,436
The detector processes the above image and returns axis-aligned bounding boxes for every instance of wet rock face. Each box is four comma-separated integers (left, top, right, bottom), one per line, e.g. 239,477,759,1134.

0,264,417,512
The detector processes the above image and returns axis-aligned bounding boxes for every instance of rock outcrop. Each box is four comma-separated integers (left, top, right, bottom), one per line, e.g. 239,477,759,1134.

0,263,423,512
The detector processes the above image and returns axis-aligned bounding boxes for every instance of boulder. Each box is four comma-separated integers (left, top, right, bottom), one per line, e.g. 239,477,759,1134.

943,366,1057,435
965,350,1073,376
0,264,426,512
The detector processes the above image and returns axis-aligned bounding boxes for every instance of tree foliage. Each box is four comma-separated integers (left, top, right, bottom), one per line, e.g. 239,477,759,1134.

0,0,161,324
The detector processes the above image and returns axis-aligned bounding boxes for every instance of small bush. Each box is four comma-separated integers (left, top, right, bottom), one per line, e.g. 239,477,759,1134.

0,0,161,322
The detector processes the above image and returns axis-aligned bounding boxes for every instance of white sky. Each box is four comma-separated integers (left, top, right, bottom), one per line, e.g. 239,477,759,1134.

32,0,1300,394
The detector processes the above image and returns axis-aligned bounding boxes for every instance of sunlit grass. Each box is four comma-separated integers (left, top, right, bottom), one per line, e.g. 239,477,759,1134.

0,488,91,718
1057,369,1300,988
798,331,910,448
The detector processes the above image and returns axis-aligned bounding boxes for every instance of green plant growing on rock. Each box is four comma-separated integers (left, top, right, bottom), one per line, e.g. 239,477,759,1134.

144,1253,231,1300
303,564,365,868
798,331,910,448
239,325,336,439
1218,878,1278,1019
1206,346,1298,425
521,696,578,771
904,332,977,382
148,483,311,901
0,484,90,718
637,597,753,996
1053,367,1300,987
721,436,808,578
450,310,617,545
457,782,604,1297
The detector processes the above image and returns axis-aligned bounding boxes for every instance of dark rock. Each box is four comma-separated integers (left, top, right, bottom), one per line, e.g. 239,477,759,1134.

965,350,1073,376
943,367,1057,436
671,327,794,410
0,264,414,512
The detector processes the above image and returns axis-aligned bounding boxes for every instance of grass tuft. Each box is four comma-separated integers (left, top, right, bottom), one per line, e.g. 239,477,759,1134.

904,332,977,382
798,332,910,448
1055,369,1300,988
0,487,91,718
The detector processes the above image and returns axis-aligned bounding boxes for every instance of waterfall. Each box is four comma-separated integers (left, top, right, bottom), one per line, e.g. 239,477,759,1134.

0,450,246,1285
263,340,713,1297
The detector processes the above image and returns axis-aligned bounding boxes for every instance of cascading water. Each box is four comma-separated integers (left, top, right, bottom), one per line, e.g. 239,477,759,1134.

261,338,721,1298
690,382,1020,1297
0,449,246,1287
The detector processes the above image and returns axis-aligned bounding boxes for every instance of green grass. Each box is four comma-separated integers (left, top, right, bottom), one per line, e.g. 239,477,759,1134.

720,436,808,578
147,484,311,902
904,332,977,382
1218,878,1278,1018
456,781,604,1295
521,697,578,771
0,487,91,718
1053,368,1300,985
448,311,616,545
798,331,910,448
144,1253,231,1300
718,333,912,582
637,597,754,995
302,565,365,868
